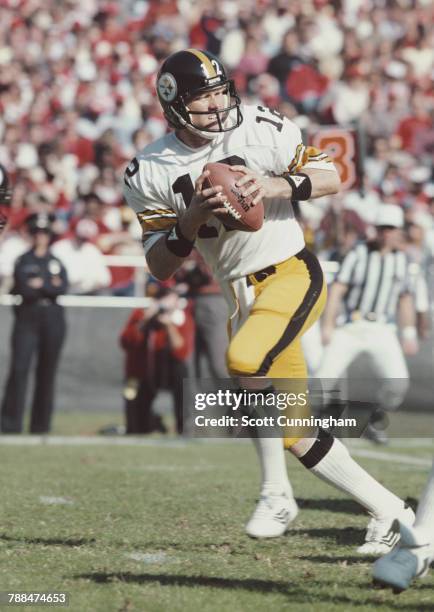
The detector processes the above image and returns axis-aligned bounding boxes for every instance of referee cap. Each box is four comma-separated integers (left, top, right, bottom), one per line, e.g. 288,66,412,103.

375,204,404,229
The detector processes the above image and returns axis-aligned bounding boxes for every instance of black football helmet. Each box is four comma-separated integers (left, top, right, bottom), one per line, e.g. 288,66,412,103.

156,49,243,139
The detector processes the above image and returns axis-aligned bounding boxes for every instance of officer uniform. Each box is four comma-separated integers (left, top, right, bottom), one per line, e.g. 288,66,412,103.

1,213,68,433
316,205,418,435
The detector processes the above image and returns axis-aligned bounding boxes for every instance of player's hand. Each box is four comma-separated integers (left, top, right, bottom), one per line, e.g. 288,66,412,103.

402,337,418,356
417,313,430,340
229,165,285,204
156,313,173,326
179,170,229,239
143,302,160,321
28,277,43,288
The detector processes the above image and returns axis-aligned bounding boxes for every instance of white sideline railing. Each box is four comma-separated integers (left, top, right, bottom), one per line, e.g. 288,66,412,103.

0,260,339,308
104,255,147,266
0,294,152,308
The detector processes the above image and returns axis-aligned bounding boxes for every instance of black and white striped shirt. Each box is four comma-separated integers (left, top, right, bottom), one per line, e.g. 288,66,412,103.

337,242,411,323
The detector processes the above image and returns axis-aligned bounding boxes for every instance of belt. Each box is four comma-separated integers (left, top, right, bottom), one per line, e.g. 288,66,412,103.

350,311,387,323
245,248,309,287
246,265,277,287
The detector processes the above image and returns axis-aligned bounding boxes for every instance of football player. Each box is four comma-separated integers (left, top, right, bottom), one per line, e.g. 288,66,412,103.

124,49,414,552
373,459,434,591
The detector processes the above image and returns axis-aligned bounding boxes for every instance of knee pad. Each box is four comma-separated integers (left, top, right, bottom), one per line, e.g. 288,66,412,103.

288,428,335,468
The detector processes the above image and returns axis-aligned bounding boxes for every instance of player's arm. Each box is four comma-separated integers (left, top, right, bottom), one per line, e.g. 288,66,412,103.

413,272,430,340
146,171,228,281
291,167,340,199
229,118,340,202
320,248,358,344
321,281,347,345
232,166,340,203
397,292,418,355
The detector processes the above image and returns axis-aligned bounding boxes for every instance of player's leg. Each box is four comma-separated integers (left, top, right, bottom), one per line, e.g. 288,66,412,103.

367,325,410,442
272,339,414,554
227,249,325,537
30,306,66,433
373,459,434,591
314,325,364,380
227,251,414,550
1,311,38,433
316,324,378,440
300,321,323,375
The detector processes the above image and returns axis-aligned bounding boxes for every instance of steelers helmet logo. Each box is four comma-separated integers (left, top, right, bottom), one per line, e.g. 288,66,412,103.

157,72,177,102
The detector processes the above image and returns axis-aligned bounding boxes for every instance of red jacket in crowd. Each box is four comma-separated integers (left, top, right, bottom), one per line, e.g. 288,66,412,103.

119,306,195,380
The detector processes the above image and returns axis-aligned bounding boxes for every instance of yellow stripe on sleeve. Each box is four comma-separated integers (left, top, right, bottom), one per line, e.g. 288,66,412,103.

137,211,177,234
288,145,333,173
287,143,304,173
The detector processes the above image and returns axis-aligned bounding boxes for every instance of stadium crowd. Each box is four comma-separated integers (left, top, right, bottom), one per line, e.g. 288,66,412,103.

0,0,432,296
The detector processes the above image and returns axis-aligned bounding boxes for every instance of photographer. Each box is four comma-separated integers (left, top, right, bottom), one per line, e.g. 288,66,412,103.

120,286,194,434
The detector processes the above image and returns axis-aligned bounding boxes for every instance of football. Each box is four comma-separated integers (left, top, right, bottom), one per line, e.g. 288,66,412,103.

203,162,264,232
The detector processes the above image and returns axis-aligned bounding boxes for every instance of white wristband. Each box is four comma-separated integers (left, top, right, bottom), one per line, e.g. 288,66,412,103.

401,326,417,340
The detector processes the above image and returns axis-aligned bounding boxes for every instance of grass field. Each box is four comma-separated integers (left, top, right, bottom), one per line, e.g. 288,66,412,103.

0,413,433,612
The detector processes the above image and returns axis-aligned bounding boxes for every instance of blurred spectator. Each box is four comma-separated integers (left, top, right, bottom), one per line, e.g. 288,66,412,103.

0,162,12,233
403,210,432,341
99,206,143,296
175,253,229,381
119,286,194,434
0,223,29,292
267,29,304,89
393,92,433,155
319,207,367,264
51,218,111,294
0,0,432,274
1,213,68,434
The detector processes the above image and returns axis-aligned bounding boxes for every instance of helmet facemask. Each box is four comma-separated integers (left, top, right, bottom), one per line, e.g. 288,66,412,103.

174,81,242,140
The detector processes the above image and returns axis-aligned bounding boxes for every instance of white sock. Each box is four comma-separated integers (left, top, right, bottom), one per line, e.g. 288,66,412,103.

239,380,294,499
252,436,294,498
414,459,434,543
301,436,404,517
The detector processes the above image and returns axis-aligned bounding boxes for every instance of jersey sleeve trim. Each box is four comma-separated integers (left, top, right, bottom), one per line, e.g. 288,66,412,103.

137,210,178,234
287,145,334,173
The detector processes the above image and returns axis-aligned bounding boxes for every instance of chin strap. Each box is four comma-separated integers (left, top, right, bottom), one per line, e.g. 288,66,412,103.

184,123,219,141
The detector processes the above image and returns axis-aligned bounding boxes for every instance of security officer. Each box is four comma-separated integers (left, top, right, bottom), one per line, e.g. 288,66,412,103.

1,213,68,434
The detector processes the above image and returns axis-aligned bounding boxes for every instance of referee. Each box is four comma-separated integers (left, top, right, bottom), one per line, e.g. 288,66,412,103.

317,204,420,443
1,213,68,434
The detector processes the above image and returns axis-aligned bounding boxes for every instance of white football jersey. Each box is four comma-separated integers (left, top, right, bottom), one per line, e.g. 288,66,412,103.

124,104,336,281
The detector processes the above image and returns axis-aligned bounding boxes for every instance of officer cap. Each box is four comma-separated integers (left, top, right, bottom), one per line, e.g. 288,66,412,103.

26,212,56,234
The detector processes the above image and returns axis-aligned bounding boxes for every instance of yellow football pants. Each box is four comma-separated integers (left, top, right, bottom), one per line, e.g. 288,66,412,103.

224,248,327,447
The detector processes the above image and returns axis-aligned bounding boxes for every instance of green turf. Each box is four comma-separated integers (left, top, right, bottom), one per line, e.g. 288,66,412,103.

0,437,432,612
